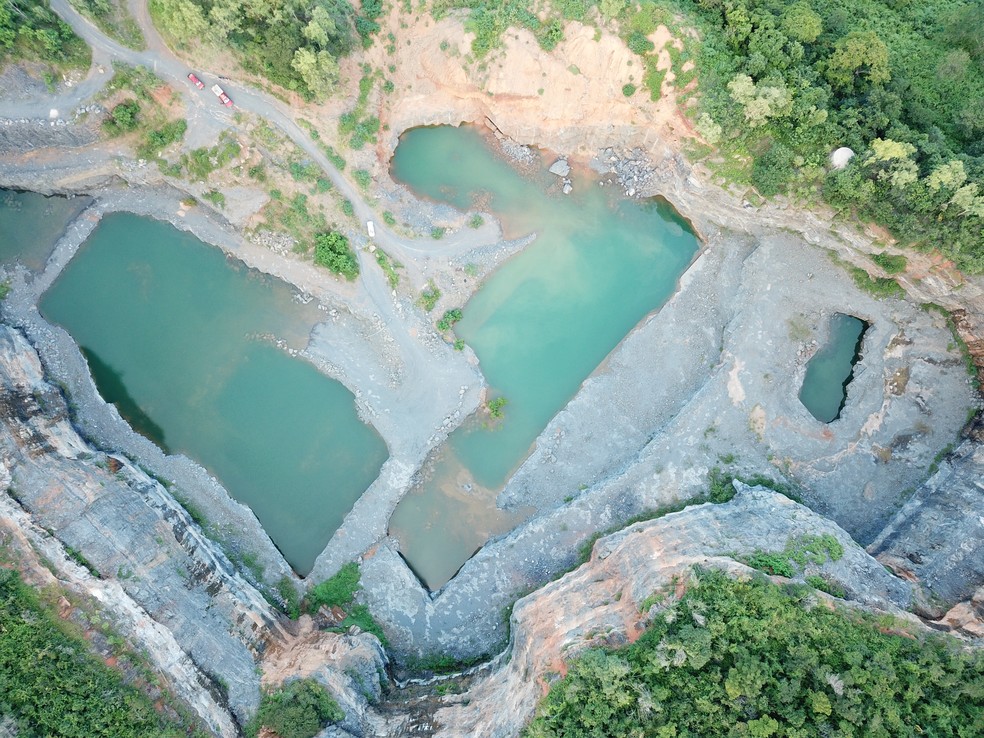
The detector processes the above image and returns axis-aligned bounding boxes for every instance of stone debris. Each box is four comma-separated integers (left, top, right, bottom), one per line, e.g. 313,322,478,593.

548,158,570,177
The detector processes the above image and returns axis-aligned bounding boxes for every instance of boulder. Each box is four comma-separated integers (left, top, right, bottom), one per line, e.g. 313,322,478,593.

830,147,855,170
548,158,570,177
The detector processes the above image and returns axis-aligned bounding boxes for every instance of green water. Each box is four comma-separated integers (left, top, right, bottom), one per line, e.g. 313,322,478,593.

799,314,867,423
388,126,699,589
0,189,90,271
40,213,388,575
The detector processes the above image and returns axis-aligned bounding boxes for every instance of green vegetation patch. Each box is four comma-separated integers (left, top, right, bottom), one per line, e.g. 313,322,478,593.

314,231,359,280
245,678,343,738
419,281,441,312
743,533,845,578
0,568,198,737
525,568,984,737
0,0,91,72
872,251,907,275
150,0,379,101
675,0,984,272
849,266,904,298
70,0,145,50
305,561,357,611
375,249,401,289
304,563,387,646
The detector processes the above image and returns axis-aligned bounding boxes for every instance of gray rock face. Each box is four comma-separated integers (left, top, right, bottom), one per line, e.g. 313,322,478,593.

548,158,570,177
868,420,984,618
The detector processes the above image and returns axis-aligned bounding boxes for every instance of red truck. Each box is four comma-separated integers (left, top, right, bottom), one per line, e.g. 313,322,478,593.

187,72,205,89
211,84,234,108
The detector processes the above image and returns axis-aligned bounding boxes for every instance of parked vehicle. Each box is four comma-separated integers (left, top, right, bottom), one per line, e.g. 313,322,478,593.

211,84,234,108
186,72,205,90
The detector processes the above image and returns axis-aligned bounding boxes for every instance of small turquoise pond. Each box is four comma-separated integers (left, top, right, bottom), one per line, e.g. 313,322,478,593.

799,313,867,423
388,126,700,590
39,213,388,575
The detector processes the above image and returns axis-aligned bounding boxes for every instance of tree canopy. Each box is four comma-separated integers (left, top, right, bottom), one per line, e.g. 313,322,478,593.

150,0,381,100
526,568,984,737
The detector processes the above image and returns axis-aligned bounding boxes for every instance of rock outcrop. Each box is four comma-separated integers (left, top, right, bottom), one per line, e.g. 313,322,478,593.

432,485,912,738
868,416,984,622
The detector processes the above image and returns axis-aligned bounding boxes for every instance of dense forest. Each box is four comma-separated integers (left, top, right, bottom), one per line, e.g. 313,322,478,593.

432,0,984,272
683,0,984,272
149,0,382,100
0,0,90,71
526,569,984,737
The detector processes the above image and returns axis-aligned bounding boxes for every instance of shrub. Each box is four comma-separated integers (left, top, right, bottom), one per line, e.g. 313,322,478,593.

872,251,907,274
103,100,140,134
419,282,441,311
341,199,355,217
382,211,397,226
468,213,484,228
751,141,795,196
487,396,508,419
436,308,463,332
245,679,343,738
626,31,654,55
353,169,372,191
276,576,301,619
0,568,190,736
313,231,358,280
431,226,446,240
850,267,903,298
138,118,186,158
622,83,637,97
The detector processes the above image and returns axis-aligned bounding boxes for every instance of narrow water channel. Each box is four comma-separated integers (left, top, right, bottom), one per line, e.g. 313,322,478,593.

388,126,699,590
799,313,867,423
39,213,388,576
0,189,90,271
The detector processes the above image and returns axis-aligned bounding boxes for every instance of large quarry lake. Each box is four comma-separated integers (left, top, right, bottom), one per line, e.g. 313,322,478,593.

389,126,700,589
39,213,388,576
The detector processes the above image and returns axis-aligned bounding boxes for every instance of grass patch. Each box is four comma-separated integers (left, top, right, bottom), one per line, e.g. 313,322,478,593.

375,249,401,289
305,562,360,611
742,533,844,578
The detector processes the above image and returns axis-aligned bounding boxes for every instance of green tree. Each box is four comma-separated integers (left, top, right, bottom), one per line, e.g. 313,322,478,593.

825,31,890,89
291,47,340,100
780,2,822,43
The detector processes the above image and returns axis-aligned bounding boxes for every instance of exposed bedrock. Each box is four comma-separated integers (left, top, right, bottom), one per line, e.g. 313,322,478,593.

431,485,912,738
0,324,388,734
869,415,984,625
362,220,976,661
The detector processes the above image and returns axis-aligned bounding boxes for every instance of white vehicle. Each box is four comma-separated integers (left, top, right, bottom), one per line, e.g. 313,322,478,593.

366,221,375,238
210,84,234,108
